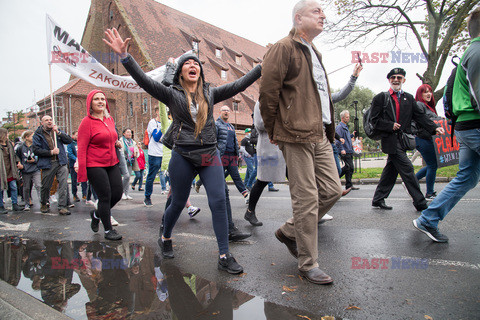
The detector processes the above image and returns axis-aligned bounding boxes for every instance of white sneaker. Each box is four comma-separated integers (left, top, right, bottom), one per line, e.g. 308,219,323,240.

94,200,98,209
86,200,95,206
50,195,58,203
110,215,119,226
122,194,127,200
322,214,333,221
126,195,133,200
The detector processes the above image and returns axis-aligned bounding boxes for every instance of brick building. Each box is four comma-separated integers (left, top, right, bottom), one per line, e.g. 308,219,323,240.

33,0,267,140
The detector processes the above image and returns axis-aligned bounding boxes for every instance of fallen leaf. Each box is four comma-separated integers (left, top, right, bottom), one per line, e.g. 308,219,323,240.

58,233,62,235
238,272,246,277
212,311,220,315
64,227,70,230
271,263,276,266
297,315,311,320
283,285,296,292
447,270,457,272
286,274,295,277
321,317,335,320
298,275,303,282
424,316,433,320
345,305,361,310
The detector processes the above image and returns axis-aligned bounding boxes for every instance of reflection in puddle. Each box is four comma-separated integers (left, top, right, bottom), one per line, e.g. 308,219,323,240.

0,236,333,319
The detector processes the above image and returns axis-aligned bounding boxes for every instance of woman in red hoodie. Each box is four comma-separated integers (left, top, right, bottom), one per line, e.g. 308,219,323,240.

77,90,123,240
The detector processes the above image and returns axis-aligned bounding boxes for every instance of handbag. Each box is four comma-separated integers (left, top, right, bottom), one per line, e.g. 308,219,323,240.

398,131,416,151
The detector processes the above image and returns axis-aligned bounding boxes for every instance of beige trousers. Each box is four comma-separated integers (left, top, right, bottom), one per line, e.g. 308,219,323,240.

278,137,342,271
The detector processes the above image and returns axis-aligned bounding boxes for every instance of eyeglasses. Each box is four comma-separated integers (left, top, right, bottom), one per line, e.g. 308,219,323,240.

221,110,230,113
389,76,404,81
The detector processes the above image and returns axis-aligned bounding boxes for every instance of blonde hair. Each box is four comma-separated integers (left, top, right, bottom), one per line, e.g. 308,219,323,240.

179,77,208,138
21,130,34,141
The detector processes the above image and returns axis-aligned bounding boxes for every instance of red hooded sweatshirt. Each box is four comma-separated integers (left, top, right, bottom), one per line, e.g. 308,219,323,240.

77,90,119,182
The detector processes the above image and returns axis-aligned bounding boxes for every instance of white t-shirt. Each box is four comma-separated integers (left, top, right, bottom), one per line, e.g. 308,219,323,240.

302,39,331,125
147,118,164,157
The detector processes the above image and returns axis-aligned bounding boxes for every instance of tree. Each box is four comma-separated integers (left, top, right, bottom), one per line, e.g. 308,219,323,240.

3,111,27,141
326,0,477,102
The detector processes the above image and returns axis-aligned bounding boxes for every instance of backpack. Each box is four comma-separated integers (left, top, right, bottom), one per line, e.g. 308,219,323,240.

363,92,390,140
143,128,149,147
443,56,460,127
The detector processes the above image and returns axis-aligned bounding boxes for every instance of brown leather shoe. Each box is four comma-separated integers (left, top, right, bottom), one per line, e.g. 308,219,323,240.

299,268,333,285
275,229,298,258
342,187,352,196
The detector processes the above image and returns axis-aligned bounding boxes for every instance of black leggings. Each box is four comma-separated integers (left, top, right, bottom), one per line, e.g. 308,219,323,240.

247,179,269,212
87,165,123,231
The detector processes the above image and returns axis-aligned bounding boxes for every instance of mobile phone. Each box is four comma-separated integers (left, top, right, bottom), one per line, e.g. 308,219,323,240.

357,53,362,66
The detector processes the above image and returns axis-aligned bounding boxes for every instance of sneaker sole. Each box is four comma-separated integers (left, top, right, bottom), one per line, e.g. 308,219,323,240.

412,220,447,243
218,264,243,274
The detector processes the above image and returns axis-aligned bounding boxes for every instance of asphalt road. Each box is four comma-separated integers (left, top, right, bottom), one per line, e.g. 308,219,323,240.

1,182,479,319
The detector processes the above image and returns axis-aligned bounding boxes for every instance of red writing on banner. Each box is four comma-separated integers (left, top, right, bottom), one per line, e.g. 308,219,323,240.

88,70,140,90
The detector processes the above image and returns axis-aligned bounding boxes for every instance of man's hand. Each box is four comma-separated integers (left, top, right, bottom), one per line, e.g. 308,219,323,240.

17,163,23,170
51,148,60,155
340,138,345,144
52,125,59,133
341,150,346,155
393,123,401,131
353,63,363,77
435,127,445,135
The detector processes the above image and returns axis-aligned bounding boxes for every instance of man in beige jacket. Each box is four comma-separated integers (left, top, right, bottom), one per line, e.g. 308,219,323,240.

259,0,342,285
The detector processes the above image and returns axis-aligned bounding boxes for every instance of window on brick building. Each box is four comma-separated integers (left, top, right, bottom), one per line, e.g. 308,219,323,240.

235,55,241,65
108,2,113,20
192,40,199,52
221,69,227,80
215,48,222,59
128,101,133,117
143,98,148,113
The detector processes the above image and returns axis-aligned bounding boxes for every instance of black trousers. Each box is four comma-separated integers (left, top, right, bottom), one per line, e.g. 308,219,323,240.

87,165,123,231
340,153,354,189
373,141,426,207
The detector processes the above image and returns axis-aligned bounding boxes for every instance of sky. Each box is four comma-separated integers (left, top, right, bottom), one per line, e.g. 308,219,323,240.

0,0,454,119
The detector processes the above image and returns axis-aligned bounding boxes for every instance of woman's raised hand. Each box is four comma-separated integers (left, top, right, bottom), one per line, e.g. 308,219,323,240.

103,28,131,59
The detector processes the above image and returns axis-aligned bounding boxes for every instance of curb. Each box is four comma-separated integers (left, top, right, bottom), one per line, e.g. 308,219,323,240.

0,280,72,319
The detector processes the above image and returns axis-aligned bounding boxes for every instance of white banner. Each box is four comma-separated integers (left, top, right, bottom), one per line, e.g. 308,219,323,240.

46,14,186,93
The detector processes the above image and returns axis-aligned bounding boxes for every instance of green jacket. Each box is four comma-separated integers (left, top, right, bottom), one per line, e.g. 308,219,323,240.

453,37,480,122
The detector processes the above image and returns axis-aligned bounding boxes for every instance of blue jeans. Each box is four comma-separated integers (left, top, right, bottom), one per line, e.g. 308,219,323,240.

159,170,167,191
0,180,18,205
145,155,163,199
417,129,480,229
132,169,144,189
332,143,342,176
244,156,255,188
163,150,229,255
223,152,247,194
415,137,438,195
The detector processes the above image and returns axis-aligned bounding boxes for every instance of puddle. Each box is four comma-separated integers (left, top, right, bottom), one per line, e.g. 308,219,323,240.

0,236,341,319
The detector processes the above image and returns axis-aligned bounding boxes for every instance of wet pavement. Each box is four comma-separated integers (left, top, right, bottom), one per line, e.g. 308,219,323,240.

0,183,479,319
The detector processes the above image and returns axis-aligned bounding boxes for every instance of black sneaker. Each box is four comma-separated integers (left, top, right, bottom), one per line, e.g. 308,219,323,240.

144,198,153,207
90,210,99,233
228,227,251,242
218,253,243,274
104,229,122,241
412,219,449,243
244,210,263,226
12,203,23,211
73,195,80,202
0,206,7,214
159,238,174,259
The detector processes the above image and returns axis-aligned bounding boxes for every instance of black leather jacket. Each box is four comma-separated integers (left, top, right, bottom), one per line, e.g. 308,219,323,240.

122,55,261,150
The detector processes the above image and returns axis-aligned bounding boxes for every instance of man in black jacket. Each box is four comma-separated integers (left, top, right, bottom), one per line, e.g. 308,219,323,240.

371,68,444,211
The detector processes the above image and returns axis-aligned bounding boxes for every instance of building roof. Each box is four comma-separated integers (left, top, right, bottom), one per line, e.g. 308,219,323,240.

113,0,266,124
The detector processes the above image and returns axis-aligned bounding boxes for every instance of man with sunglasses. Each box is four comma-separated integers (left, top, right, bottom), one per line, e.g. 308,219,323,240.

370,68,444,211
